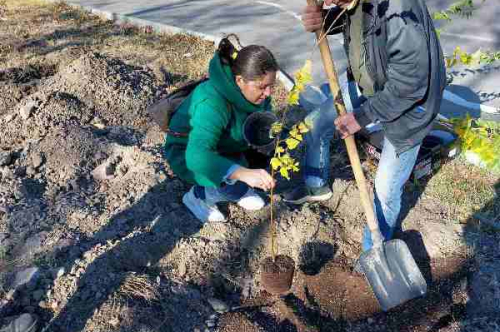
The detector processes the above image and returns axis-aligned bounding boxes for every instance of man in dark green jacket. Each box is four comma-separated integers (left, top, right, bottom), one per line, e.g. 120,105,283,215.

164,38,278,223
285,0,446,252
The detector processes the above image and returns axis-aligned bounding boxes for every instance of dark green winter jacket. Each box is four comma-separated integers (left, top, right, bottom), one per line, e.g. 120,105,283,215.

164,52,272,187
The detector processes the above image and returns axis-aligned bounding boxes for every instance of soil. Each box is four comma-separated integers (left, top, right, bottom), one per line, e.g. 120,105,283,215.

261,255,295,274
1,2,500,332
261,255,295,295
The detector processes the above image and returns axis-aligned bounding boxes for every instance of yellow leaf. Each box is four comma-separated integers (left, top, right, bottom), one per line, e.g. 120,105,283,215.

460,53,472,65
288,90,300,106
276,146,285,154
270,157,282,170
289,127,303,141
298,121,310,133
470,49,482,66
294,59,312,87
280,167,290,179
286,138,300,150
271,122,283,135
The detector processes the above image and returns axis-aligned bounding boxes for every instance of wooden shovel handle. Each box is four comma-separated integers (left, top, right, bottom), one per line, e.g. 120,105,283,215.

306,0,381,242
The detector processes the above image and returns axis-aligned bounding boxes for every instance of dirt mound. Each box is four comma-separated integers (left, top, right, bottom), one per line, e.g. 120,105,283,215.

41,52,157,128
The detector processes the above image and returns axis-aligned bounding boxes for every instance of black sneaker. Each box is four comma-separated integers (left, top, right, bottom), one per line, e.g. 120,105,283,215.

282,185,333,204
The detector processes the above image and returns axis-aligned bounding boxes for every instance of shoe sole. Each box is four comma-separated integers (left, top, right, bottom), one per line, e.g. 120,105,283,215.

283,191,333,205
182,192,225,223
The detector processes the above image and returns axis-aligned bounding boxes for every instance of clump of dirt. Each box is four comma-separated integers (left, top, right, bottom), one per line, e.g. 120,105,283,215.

0,64,57,84
41,52,157,128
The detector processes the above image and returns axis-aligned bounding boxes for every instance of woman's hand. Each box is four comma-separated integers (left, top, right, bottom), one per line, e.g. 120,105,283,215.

229,167,275,191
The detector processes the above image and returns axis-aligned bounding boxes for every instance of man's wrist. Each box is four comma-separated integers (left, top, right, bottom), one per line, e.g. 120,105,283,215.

353,108,372,128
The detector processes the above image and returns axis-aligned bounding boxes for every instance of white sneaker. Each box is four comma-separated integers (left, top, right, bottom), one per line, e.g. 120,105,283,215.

182,188,226,223
237,188,265,211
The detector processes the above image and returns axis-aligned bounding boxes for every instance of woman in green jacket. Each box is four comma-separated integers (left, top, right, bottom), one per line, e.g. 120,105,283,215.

164,37,278,223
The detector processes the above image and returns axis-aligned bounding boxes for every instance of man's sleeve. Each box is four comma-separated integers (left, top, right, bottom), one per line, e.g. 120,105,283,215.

353,16,430,127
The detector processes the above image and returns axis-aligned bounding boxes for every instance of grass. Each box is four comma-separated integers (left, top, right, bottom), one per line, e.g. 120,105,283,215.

118,272,159,303
423,157,499,223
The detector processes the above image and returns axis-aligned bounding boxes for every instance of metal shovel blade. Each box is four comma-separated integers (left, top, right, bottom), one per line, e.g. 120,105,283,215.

359,239,427,311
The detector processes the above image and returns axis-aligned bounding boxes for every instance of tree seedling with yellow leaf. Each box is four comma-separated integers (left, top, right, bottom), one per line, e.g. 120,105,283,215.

260,59,314,296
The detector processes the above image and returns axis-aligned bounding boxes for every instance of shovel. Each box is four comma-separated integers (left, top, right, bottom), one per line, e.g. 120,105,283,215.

306,0,427,311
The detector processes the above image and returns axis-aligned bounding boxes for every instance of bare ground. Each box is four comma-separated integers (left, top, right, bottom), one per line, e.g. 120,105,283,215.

0,1,499,332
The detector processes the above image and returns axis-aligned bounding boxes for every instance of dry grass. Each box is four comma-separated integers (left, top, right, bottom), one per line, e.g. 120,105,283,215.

423,157,499,223
0,0,288,98
118,273,159,303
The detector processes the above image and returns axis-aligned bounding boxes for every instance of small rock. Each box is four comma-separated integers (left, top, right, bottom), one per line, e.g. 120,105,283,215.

19,101,37,120
206,320,216,328
91,162,115,181
207,298,229,313
30,153,43,169
4,113,16,122
32,290,45,302
26,166,36,176
0,151,12,166
368,318,375,324
13,267,40,290
209,314,217,320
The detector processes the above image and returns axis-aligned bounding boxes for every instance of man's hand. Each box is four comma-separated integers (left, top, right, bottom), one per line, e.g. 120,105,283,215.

302,4,324,32
334,113,362,139
302,0,356,32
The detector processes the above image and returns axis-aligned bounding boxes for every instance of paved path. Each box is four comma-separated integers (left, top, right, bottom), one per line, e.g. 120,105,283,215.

61,0,500,118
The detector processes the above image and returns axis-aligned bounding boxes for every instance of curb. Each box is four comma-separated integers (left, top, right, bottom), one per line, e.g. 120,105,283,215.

46,0,296,91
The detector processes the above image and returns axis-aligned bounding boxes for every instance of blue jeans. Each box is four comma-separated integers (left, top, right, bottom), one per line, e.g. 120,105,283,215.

194,181,249,203
299,76,421,251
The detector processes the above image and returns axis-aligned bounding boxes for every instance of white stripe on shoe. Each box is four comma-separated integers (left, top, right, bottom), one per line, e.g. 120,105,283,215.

237,188,265,211
182,187,226,223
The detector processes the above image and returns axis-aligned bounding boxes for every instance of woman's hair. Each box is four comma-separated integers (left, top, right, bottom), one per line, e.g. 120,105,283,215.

218,34,279,81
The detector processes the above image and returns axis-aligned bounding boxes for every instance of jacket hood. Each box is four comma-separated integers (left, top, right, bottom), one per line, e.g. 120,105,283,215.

208,52,269,113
